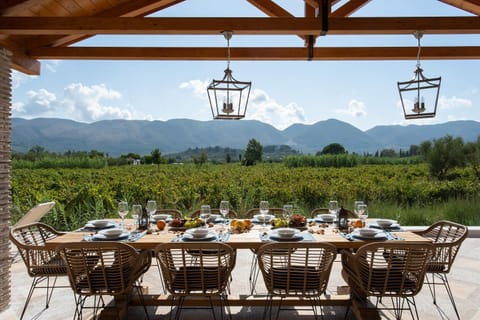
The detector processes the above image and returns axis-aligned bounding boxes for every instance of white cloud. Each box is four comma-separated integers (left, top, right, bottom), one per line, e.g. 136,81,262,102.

438,95,472,110
335,99,367,117
43,60,61,73
246,89,306,130
11,70,37,89
13,83,139,122
179,79,210,99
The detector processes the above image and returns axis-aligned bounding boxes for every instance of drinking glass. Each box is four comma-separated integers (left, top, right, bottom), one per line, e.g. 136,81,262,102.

357,203,368,226
219,200,230,230
328,200,339,226
259,201,269,230
131,204,142,231
283,204,293,222
354,201,364,217
118,201,128,230
147,200,157,222
200,205,211,228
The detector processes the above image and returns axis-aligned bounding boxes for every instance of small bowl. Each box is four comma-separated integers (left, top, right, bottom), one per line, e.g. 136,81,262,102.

254,214,274,223
89,219,110,228
376,219,397,228
276,228,296,238
317,214,335,222
100,228,123,238
152,214,171,221
357,228,379,237
188,228,209,238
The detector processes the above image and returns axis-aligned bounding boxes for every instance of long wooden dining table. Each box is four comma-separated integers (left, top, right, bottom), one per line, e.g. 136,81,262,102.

45,220,431,319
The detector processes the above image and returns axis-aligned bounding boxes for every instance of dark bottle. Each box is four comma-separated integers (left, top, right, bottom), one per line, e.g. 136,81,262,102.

338,206,349,230
138,207,149,230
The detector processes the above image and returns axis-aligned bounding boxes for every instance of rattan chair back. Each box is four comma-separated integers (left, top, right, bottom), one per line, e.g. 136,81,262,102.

257,242,337,297
190,208,238,219
155,209,183,219
245,208,284,219
155,242,235,295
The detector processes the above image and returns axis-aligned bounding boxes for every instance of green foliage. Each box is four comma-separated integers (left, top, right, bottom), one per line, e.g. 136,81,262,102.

284,154,422,168
243,138,263,166
422,135,466,179
317,143,346,155
10,163,480,231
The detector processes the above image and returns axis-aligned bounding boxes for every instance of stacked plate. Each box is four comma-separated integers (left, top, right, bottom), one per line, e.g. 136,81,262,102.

182,228,217,241
269,228,303,241
315,214,336,223
92,228,129,240
253,214,275,224
351,228,387,240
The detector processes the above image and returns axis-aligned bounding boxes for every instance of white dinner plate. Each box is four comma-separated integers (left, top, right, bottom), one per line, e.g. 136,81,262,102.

83,221,116,229
351,231,388,240
182,232,217,241
91,231,130,241
269,232,303,242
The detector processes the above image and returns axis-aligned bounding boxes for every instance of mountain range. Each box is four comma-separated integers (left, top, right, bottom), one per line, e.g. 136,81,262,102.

11,118,480,156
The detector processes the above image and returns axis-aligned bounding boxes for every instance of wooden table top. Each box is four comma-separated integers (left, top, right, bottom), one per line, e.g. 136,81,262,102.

47,220,430,251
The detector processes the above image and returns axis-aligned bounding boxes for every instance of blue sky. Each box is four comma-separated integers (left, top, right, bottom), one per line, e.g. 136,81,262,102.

11,0,480,131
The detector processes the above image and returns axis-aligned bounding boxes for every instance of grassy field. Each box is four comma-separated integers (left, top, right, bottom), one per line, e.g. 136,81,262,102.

11,163,480,230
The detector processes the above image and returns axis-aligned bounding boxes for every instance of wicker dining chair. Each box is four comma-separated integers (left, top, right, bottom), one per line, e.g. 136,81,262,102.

256,242,337,320
412,220,468,319
341,241,434,320
155,242,236,320
9,222,69,320
245,207,285,295
57,241,151,320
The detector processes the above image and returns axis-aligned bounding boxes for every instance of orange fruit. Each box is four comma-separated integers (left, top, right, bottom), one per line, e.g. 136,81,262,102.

156,220,166,230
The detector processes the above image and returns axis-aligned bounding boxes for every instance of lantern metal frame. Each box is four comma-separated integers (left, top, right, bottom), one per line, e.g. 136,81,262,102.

207,31,251,120
397,31,441,120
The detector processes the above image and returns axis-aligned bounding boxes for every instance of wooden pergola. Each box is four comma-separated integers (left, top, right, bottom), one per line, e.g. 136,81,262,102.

0,0,479,313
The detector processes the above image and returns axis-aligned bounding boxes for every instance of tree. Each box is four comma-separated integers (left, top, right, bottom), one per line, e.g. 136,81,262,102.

150,148,163,164
380,149,397,157
423,135,465,179
317,143,346,155
243,138,263,166
464,136,480,179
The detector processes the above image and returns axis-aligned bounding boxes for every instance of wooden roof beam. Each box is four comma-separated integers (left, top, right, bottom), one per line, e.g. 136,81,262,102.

1,16,479,35
28,46,480,60
330,0,372,18
439,0,480,16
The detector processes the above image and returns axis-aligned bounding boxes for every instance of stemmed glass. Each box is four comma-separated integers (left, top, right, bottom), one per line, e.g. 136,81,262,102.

219,200,230,230
118,201,128,230
147,200,157,223
259,200,269,231
200,205,211,229
354,201,364,218
357,203,368,227
283,204,293,223
328,200,339,227
131,204,142,231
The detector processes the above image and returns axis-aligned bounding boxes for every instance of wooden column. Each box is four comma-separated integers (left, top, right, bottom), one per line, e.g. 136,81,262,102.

0,48,11,312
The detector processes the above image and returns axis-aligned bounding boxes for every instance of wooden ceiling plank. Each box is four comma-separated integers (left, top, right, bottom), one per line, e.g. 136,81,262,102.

439,0,480,15
25,0,185,50
330,0,372,18
1,16,479,35
0,0,33,15
28,45,480,60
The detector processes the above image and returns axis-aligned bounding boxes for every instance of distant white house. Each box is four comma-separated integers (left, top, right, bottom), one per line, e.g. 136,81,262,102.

132,159,141,165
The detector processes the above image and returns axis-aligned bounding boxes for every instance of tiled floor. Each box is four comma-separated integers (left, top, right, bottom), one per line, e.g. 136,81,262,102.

3,237,479,319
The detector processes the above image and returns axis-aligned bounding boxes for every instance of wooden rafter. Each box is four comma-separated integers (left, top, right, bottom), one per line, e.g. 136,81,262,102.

1,16,479,35
28,46,480,61
330,0,372,18
440,0,480,15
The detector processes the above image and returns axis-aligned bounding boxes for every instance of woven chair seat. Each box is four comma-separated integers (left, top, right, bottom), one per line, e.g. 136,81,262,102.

170,266,229,293
30,255,67,276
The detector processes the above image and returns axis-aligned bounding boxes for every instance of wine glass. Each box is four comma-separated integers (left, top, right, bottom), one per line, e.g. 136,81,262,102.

200,205,211,229
354,201,364,217
131,204,142,231
219,200,230,230
118,201,128,230
357,203,368,227
283,204,293,222
146,200,157,222
328,200,339,227
259,200,269,230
